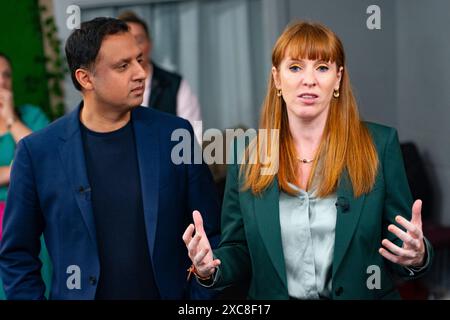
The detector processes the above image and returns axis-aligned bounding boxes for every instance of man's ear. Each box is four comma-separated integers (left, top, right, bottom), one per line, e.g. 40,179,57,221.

272,66,280,89
75,68,94,91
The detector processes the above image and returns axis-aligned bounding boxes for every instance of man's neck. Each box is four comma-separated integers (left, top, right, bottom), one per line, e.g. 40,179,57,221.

80,100,131,133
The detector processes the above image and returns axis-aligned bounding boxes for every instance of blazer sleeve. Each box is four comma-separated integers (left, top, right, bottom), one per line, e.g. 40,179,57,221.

381,128,434,279
211,141,252,290
0,139,46,299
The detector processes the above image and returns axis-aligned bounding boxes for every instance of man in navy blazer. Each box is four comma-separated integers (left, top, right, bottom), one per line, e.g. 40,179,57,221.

0,17,220,300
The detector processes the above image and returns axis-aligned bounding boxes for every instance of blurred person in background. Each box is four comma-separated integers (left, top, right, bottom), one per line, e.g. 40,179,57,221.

118,10,202,143
0,52,51,299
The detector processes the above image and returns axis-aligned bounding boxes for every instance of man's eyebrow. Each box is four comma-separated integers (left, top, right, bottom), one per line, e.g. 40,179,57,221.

113,57,132,65
112,51,143,66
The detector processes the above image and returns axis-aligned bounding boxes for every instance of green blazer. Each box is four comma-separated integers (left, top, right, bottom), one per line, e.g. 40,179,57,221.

213,122,433,300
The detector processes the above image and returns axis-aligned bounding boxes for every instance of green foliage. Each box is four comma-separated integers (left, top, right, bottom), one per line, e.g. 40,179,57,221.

38,2,67,119
0,0,65,121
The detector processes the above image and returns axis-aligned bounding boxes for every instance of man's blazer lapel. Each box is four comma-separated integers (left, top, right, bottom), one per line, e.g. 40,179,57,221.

132,108,160,258
58,104,98,252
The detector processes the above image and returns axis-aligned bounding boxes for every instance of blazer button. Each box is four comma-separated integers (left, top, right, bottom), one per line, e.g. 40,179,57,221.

335,286,344,296
89,276,97,285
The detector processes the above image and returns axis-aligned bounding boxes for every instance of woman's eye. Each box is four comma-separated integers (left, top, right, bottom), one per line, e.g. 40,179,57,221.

317,65,329,72
289,65,302,72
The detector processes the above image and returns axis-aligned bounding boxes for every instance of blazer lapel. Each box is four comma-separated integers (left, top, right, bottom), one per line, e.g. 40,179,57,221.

252,171,365,288
132,108,159,257
332,170,365,277
253,180,288,289
58,104,98,251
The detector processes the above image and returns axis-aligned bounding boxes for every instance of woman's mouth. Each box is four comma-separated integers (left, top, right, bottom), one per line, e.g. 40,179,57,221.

298,93,318,104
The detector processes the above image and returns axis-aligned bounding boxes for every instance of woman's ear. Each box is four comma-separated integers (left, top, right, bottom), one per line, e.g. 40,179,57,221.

335,66,343,90
272,66,281,89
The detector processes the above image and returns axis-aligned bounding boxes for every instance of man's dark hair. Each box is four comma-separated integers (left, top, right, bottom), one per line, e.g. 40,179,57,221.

65,17,129,91
117,11,151,40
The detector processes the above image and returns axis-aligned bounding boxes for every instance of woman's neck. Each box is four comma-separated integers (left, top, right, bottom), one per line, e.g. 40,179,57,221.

288,113,328,159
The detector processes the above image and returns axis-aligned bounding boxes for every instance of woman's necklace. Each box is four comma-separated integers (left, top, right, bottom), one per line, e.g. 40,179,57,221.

297,157,314,164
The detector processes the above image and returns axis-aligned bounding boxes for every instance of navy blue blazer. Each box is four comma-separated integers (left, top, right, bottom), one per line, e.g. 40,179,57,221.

0,104,221,300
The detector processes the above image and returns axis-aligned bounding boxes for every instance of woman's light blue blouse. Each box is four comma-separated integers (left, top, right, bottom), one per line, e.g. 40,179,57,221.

279,184,337,299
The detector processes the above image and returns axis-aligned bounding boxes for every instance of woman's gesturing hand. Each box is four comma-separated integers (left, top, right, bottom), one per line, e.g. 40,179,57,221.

183,210,221,279
379,200,426,268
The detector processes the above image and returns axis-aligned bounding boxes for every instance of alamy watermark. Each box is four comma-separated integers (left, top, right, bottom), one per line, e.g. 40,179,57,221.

66,264,81,290
366,265,381,290
366,5,381,30
66,5,81,30
171,122,279,176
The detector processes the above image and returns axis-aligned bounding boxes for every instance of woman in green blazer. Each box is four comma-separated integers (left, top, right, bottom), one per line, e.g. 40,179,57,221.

183,21,433,300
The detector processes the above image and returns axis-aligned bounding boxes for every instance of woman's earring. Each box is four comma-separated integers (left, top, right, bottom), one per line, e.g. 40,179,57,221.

333,89,340,98
277,89,282,97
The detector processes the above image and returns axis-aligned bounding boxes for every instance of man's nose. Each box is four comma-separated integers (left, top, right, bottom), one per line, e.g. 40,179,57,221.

134,62,146,81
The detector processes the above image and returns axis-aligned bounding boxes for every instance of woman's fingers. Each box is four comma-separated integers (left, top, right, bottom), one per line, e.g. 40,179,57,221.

379,247,409,266
411,199,423,227
387,224,420,248
183,211,216,275
193,248,210,266
211,258,221,269
381,239,416,259
395,215,422,239
197,258,222,277
187,232,202,255
182,224,195,247
193,210,205,235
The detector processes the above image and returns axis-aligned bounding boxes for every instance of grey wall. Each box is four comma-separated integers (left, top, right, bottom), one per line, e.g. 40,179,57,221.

285,0,450,226
286,0,397,128
397,0,450,226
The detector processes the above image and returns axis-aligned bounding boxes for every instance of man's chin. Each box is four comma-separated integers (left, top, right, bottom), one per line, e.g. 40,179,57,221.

129,97,144,108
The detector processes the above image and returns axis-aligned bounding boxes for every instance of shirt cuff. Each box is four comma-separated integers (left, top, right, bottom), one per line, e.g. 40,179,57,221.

404,236,432,275
196,266,220,288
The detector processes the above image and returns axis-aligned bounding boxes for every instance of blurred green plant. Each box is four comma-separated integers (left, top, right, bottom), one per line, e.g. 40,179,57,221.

37,3,66,120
